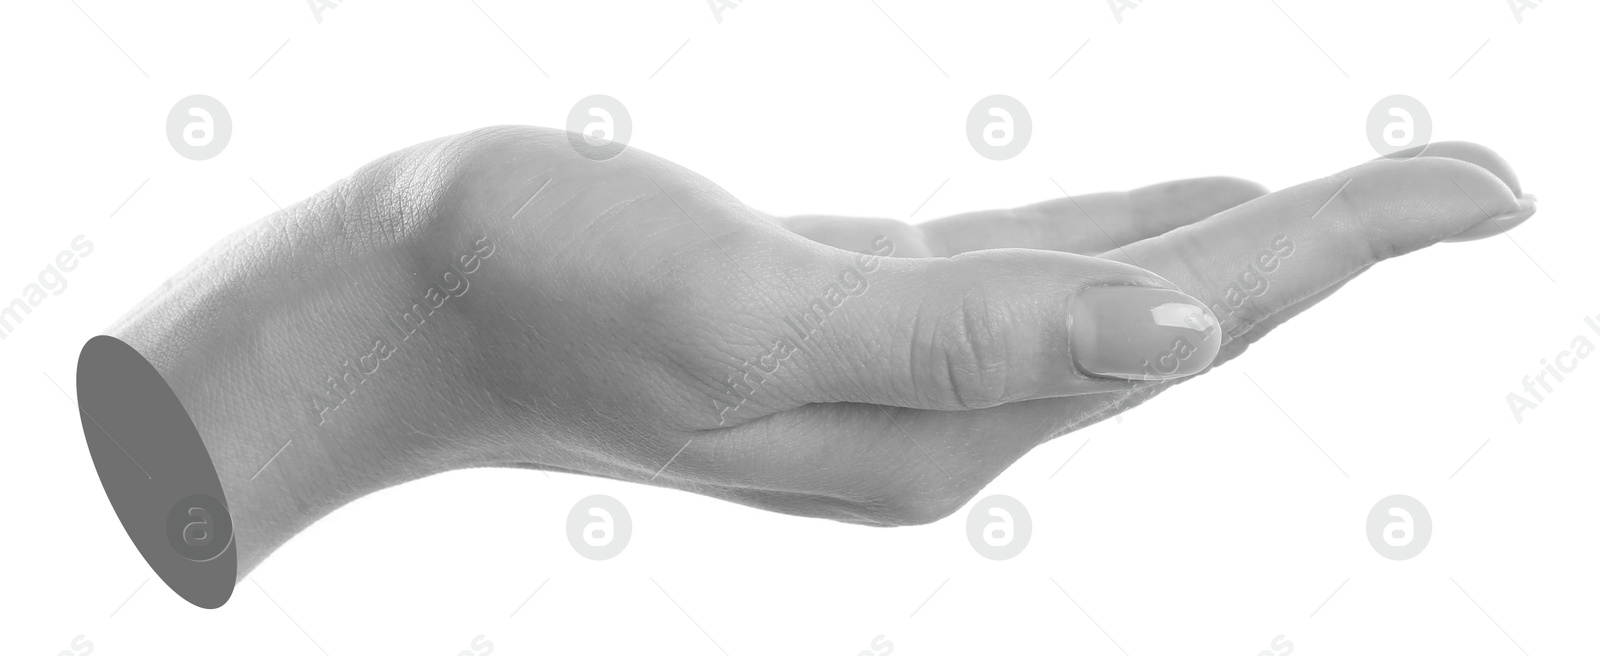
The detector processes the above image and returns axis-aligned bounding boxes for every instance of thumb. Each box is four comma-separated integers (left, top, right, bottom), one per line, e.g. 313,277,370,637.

783,246,1222,411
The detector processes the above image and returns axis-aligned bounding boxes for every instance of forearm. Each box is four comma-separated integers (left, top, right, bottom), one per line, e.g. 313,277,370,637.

107,186,478,578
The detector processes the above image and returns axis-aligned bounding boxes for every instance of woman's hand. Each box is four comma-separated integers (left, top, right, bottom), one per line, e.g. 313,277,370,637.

109,126,1533,576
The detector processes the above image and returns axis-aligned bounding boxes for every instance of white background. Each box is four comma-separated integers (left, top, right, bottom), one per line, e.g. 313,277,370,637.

4,1,1596,654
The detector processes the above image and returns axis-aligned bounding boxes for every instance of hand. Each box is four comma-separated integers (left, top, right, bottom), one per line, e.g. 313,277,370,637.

110,127,1533,576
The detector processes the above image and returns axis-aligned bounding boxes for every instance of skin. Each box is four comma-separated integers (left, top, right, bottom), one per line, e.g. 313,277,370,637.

107,126,1534,578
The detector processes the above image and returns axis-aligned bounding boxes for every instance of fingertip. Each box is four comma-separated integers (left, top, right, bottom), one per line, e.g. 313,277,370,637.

1374,145,1535,244
1367,154,1519,209
1384,141,1524,198
1443,194,1538,242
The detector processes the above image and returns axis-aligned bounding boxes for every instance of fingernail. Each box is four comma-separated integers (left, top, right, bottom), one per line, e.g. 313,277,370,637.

1069,286,1223,381
1444,194,1538,242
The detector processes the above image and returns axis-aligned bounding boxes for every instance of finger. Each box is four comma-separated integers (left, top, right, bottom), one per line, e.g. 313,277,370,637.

778,177,1268,258
1062,267,1368,428
1377,141,1535,242
770,247,1223,414
882,271,1367,470
1099,155,1533,344
918,177,1269,256
829,157,1533,469
1155,142,1536,369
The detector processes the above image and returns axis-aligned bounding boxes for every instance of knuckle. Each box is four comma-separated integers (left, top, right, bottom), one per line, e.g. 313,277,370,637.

923,278,1011,410
1353,165,1414,259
